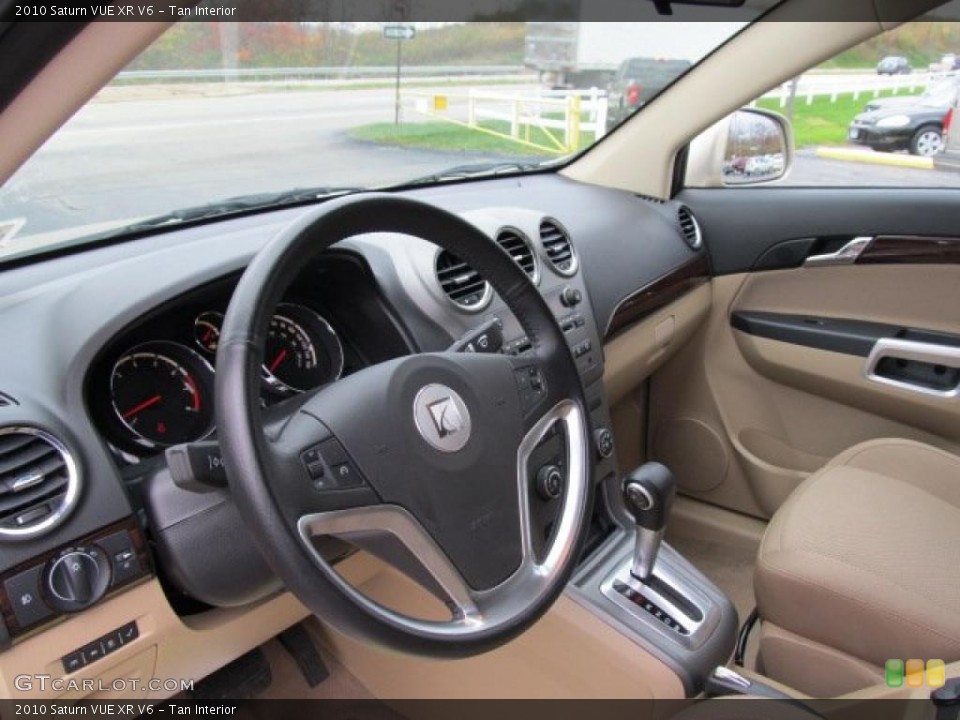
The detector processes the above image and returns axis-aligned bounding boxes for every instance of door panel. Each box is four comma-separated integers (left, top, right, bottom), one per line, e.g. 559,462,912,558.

650,189,960,518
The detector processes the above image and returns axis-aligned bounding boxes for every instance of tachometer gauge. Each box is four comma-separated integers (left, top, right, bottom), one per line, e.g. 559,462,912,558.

262,304,344,395
194,311,223,353
110,341,215,448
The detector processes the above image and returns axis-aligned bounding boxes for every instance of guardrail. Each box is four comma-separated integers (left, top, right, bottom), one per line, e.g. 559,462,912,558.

406,87,608,155
113,65,529,83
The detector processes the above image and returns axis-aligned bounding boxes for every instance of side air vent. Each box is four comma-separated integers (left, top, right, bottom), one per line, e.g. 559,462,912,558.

677,205,703,250
496,228,538,283
435,249,491,312
0,427,79,539
539,219,578,277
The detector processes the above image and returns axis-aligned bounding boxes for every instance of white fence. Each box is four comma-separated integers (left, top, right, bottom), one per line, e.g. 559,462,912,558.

759,70,958,106
408,87,609,154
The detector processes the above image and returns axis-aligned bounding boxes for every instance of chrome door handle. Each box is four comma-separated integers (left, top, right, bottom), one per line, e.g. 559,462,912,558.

804,237,873,267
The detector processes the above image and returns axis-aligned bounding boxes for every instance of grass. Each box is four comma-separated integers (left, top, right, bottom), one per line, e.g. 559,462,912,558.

757,88,923,147
351,119,595,157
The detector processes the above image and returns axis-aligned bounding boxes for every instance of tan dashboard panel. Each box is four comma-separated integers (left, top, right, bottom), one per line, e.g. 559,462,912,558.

603,284,712,476
312,552,685,699
0,580,309,700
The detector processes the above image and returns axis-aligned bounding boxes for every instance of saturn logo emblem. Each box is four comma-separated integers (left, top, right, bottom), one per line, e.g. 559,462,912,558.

414,384,472,452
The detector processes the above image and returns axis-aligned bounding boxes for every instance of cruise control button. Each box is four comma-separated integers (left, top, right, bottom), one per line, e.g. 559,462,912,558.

3,565,52,629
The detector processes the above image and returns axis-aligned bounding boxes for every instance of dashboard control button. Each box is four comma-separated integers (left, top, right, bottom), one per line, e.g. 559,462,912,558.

594,428,615,459
62,651,85,674
101,632,122,654
97,531,141,588
81,640,104,665
560,286,583,308
118,621,139,644
3,565,52,629
47,550,108,611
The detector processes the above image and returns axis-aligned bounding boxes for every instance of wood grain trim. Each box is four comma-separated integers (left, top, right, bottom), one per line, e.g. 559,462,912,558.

858,235,960,265
605,254,710,341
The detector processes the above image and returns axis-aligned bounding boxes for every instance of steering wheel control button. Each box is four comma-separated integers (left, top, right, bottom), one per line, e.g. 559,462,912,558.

515,366,547,411
46,548,111,612
536,465,564,500
413,384,473,453
451,317,503,354
301,439,366,491
595,428,615,459
3,564,53,629
95,531,143,588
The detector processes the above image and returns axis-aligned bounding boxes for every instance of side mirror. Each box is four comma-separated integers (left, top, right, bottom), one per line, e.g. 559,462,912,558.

722,109,791,185
686,107,794,188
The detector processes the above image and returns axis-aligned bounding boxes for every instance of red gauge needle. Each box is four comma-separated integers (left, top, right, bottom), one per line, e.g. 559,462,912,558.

268,349,288,373
122,394,162,419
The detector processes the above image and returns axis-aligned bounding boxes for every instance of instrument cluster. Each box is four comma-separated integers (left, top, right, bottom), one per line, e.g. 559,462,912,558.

87,272,362,458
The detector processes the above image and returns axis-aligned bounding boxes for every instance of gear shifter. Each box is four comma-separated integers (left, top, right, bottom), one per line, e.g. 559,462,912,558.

622,462,675,581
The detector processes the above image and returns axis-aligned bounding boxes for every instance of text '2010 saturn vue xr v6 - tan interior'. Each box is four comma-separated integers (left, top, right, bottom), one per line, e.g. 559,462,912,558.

1,0,960,704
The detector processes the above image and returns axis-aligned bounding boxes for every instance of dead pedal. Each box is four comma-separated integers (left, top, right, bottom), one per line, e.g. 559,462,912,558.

278,623,330,688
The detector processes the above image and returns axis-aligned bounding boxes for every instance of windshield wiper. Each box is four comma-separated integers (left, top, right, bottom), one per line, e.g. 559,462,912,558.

400,160,556,187
123,185,364,232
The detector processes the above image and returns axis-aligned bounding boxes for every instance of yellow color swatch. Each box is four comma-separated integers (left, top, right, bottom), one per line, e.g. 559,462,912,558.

927,660,946,688
906,659,925,687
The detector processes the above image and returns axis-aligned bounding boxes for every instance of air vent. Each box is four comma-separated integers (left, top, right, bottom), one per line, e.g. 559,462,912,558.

496,228,538,283
539,220,578,277
677,205,703,250
435,249,491,312
0,427,79,538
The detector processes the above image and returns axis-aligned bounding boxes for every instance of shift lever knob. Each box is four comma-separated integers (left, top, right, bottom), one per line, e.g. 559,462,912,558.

622,462,675,580
623,462,675,531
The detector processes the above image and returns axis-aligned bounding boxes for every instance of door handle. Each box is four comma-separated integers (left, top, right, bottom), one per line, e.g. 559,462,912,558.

865,338,960,398
804,237,873,268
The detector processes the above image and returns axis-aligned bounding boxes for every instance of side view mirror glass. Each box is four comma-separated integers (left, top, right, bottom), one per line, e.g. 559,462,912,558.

722,109,789,185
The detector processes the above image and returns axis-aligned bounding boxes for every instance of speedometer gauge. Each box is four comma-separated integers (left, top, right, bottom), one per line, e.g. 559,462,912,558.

110,341,215,448
262,304,344,395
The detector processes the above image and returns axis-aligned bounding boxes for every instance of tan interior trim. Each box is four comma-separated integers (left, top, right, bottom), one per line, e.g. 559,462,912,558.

0,580,308,699
312,551,686,699
668,496,766,554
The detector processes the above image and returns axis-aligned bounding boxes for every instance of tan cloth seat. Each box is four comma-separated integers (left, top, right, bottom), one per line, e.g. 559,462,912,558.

754,438,960,696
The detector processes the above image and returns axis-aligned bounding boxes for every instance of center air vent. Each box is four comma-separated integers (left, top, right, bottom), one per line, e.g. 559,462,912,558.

539,219,578,277
0,427,79,539
496,228,538,283
677,205,703,250
435,249,491,312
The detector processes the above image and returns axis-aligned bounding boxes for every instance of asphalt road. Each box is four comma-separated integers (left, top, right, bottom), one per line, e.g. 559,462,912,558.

2,82,958,251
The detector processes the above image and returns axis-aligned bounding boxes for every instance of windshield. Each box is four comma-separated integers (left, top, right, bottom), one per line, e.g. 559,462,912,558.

0,19,769,262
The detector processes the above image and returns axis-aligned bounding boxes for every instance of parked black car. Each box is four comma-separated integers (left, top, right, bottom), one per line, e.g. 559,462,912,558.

606,57,692,128
876,56,911,75
848,81,958,155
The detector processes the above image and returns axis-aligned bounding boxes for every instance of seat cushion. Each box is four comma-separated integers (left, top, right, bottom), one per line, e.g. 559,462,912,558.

755,438,960,669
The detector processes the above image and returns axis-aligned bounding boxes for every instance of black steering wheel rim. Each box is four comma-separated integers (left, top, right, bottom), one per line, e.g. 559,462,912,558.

216,193,592,657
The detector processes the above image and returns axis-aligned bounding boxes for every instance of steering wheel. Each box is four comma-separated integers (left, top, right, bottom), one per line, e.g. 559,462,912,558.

216,194,592,657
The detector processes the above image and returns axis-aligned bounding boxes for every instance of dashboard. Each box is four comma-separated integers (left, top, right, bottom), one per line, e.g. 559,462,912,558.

0,172,707,653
